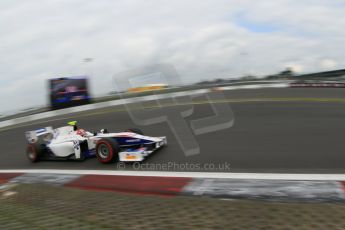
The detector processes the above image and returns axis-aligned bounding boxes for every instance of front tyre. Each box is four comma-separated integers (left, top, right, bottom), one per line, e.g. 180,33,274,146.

26,143,44,163
95,138,120,164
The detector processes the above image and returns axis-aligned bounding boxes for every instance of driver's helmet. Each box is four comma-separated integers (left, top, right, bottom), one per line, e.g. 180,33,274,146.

68,121,86,136
68,121,78,131
76,129,86,137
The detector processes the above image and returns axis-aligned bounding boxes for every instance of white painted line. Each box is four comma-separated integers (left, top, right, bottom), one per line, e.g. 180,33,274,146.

220,83,290,91
0,169,344,181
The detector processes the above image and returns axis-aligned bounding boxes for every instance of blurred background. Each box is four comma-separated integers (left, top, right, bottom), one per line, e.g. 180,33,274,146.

0,0,344,115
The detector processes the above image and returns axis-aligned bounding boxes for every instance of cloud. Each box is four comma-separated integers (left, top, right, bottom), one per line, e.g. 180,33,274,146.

320,59,337,70
0,0,344,112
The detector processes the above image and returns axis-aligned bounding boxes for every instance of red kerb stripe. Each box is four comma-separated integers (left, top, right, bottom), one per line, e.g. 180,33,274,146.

0,173,23,184
340,181,345,192
65,175,192,196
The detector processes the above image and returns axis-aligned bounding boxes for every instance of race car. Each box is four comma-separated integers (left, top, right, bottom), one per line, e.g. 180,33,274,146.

25,121,167,163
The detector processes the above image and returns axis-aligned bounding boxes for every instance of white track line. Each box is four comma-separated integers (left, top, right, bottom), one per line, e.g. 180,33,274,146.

0,169,344,181
219,83,289,91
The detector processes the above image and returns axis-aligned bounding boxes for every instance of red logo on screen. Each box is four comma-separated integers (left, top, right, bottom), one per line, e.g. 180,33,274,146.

66,86,77,93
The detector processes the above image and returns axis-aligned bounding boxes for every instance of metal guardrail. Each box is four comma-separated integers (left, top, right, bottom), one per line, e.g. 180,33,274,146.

0,81,295,130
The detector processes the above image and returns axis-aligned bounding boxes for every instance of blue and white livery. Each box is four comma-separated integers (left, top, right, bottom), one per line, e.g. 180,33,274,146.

25,122,167,164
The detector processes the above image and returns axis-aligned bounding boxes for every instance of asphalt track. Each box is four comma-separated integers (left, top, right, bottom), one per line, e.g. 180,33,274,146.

1,88,345,173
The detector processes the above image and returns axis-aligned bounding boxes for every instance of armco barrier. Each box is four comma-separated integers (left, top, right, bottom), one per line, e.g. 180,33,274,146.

290,83,345,88
0,89,209,129
0,83,290,130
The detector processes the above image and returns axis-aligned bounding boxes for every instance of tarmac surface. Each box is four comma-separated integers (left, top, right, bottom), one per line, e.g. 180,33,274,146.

1,88,345,173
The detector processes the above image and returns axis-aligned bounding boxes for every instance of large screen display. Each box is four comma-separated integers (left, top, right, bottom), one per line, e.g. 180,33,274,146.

49,77,91,109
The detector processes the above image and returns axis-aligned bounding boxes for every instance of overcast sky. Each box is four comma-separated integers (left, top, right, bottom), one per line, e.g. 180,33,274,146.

0,0,344,113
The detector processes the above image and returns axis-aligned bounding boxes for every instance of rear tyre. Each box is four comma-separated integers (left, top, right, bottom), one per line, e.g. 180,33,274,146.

125,128,143,135
26,142,45,163
95,138,120,164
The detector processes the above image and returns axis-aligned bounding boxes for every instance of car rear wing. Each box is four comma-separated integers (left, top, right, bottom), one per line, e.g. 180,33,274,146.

25,127,54,144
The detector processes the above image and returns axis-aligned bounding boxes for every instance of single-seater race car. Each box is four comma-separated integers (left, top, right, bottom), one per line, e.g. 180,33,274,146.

25,121,167,164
